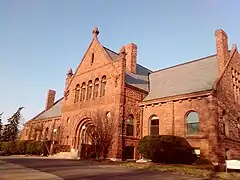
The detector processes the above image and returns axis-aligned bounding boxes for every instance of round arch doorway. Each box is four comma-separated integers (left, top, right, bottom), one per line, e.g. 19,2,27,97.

75,119,95,159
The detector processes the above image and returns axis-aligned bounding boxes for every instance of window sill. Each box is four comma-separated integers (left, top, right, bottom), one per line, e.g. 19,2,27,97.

186,134,207,139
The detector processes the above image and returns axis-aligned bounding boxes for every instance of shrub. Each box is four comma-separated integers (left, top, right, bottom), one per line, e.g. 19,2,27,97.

26,141,50,155
16,140,31,155
194,158,212,165
1,141,17,155
138,135,197,164
0,140,51,156
0,141,3,151
54,145,70,153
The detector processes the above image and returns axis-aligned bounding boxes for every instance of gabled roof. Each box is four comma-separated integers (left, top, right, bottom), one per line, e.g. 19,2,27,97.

33,98,63,121
143,54,218,101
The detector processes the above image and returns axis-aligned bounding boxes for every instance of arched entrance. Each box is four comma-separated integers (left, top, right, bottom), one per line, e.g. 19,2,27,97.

74,118,95,159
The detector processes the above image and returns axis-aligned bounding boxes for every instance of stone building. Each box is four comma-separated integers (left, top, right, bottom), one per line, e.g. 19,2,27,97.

21,28,240,162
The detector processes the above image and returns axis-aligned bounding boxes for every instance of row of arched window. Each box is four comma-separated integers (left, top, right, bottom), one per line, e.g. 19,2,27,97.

74,75,107,103
125,111,200,137
149,111,200,136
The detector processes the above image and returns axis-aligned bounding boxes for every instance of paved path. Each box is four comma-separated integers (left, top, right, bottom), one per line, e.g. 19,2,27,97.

0,156,209,180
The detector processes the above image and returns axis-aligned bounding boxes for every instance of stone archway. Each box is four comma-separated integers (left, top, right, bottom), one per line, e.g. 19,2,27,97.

73,118,96,159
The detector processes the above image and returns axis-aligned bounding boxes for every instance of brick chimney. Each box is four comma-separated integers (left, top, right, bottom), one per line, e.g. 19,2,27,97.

45,89,56,111
215,29,229,74
124,43,137,74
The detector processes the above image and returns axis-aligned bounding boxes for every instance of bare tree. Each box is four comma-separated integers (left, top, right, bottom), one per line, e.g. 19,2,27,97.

87,110,117,160
29,122,44,140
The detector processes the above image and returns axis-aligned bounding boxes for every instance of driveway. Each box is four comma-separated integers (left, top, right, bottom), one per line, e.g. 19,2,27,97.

0,156,208,180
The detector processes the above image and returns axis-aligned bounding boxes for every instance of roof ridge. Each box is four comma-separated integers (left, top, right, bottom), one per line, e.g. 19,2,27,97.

152,54,217,74
28,97,64,122
137,63,153,73
103,46,119,55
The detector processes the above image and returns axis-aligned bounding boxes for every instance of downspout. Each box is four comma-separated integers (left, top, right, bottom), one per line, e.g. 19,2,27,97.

172,101,175,135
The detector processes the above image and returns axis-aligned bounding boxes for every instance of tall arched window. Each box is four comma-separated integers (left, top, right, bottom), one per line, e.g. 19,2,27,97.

45,127,49,140
93,78,99,99
100,75,107,96
74,84,80,103
87,80,93,100
150,115,159,135
80,82,86,101
126,114,134,136
186,111,199,135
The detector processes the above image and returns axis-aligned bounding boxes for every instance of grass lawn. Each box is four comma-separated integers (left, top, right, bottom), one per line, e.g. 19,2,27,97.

120,162,240,180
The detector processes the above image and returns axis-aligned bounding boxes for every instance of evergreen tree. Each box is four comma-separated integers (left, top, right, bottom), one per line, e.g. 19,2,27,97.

3,107,24,141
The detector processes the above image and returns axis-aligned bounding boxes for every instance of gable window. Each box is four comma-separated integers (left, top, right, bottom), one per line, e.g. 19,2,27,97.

222,110,229,136
74,84,80,103
91,53,94,64
87,80,93,100
186,111,199,135
126,114,134,136
80,82,86,101
100,75,107,96
93,78,99,99
150,115,159,136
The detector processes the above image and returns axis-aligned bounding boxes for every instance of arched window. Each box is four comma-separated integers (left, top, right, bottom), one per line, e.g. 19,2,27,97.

87,80,93,100
93,78,99,99
106,111,111,120
45,127,49,140
74,84,80,103
223,112,229,136
100,75,107,96
238,118,240,138
126,114,134,136
150,115,159,135
80,82,86,101
186,111,199,135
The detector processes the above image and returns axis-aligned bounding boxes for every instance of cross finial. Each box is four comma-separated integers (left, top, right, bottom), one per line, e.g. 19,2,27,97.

92,27,99,37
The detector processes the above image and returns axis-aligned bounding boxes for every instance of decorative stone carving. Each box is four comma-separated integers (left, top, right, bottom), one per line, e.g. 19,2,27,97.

114,75,120,87
64,90,70,100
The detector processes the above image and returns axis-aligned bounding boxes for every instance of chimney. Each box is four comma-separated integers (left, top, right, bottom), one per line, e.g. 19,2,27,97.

215,29,229,74
45,89,56,111
124,43,137,74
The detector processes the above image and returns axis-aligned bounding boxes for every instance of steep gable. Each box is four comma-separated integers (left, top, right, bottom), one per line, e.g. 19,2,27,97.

75,38,113,76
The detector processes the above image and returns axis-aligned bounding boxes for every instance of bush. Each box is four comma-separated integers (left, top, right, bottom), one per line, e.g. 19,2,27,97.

26,141,51,155
54,145,70,153
16,140,30,155
0,140,51,156
138,135,197,164
194,158,212,165
1,141,17,155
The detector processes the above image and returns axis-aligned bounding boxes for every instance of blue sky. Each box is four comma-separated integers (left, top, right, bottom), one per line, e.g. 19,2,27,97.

0,0,240,124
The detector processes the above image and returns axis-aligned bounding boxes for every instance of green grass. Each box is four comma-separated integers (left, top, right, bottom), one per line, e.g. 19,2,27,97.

120,162,240,179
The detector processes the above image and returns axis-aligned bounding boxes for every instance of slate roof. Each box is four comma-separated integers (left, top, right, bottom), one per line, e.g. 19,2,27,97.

34,98,63,120
143,54,218,101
